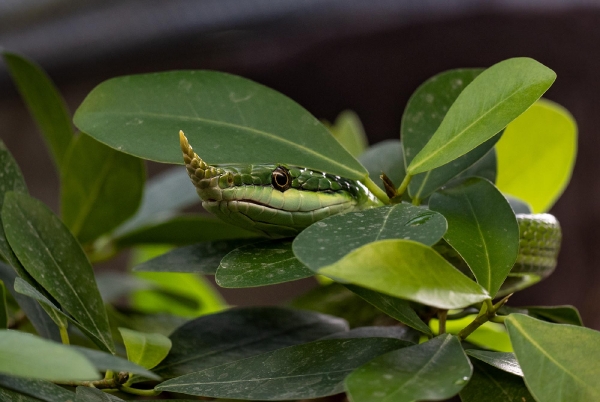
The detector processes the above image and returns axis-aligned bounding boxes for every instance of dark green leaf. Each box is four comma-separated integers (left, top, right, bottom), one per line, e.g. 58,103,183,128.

153,307,348,378
0,330,99,381
328,110,368,157
0,281,6,329
73,70,367,180
451,147,497,185
430,178,520,297
465,350,523,376
71,346,160,380
216,240,313,288
13,277,68,330
506,195,533,214
157,338,408,399
114,215,259,247
0,374,75,402
61,134,145,244
346,334,472,402
318,240,489,309
407,58,556,174
293,203,447,272
345,284,432,335
132,240,258,274
321,326,418,343
118,327,172,370
460,359,534,402
2,192,114,352
527,305,583,326
75,387,123,402
359,139,406,192
2,52,73,167
0,386,43,401
506,314,600,401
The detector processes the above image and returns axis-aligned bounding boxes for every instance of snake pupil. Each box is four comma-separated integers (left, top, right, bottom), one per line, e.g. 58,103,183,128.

272,167,291,191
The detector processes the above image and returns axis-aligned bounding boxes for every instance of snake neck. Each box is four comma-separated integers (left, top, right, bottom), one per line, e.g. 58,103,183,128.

180,131,383,237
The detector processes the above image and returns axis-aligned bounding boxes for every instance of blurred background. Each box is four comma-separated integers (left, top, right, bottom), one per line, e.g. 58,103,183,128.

1,1,599,328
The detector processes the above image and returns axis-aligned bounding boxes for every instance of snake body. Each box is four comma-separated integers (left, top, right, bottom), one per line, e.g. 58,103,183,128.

180,131,561,290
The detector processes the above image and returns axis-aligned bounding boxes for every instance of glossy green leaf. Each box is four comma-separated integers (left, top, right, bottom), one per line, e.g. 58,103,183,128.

216,240,313,288
0,374,75,402
0,262,61,341
153,307,348,378
465,350,523,376
318,240,489,309
0,330,99,381
496,99,577,212
407,58,556,174
293,203,447,272
75,387,123,402
429,178,520,296
359,139,406,192
321,326,418,343
328,110,368,157
118,327,172,370
71,346,160,380
2,52,73,168
506,314,600,401
73,70,367,180
157,338,408,399
0,281,6,329
450,147,497,185
0,386,42,401
13,277,68,331
346,334,472,402
460,359,533,402
114,166,200,237
114,215,259,247
61,134,145,244
2,192,114,352
132,239,258,274
345,285,432,335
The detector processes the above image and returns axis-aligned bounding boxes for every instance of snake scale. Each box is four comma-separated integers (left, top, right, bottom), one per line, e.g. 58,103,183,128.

180,131,561,294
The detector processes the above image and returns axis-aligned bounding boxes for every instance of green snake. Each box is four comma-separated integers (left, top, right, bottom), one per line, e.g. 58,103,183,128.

180,131,561,292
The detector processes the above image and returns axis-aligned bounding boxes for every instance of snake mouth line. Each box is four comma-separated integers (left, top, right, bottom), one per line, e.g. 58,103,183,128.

203,198,353,213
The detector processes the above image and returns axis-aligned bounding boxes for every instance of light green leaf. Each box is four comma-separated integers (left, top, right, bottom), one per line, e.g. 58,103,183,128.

358,139,405,192
429,178,520,296
407,58,556,174
2,192,114,352
61,134,145,244
2,52,73,168
345,334,472,402
72,346,160,380
496,99,577,213
0,330,99,381
465,350,523,376
460,359,533,402
118,327,172,370
293,203,447,272
0,374,75,402
318,239,489,309
73,71,367,180
345,284,432,336
216,240,313,288
328,110,368,157
157,338,409,399
432,314,512,352
506,314,600,402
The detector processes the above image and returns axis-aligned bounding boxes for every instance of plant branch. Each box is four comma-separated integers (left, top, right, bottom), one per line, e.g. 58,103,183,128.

396,174,412,198
457,294,512,340
438,310,447,334
364,177,390,205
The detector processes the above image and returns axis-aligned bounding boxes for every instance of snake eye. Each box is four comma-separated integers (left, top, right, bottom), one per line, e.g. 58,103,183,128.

272,167,291,192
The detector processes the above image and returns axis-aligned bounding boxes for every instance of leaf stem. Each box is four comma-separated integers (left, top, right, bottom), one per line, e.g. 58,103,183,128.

59,325,70,345
118,385,161,397
438,310,447,334
457,294,512,341
364,177,390,205
396,174,412,197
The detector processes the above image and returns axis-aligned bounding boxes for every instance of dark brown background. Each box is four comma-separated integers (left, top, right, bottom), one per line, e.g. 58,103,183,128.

1,2,600,328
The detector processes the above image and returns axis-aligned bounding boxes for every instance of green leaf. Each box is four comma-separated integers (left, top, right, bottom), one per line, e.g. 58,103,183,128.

465,350,523,376
114,215,258,247
61,134,145,244
450,147,497,185
345,284,432,335
71,346,161,380
13,277,68,331
496,99,577,213
2,52,73,168
328,110,368,157
73,70,367,180
345,334,472,402
157,338,409,399
506,195,533,214
114,166,200,237
526,305,583,326
506,314,600,401
216,240,313,288
0,374,75,402
0,330,99,381
132,240,258,274
358,139,406,192
429,178,519,296
434,314,512,352
118,327,172,370
0,262,61,341
0,386,43,401
407,58,556,174
153,307,348,379
75,387,123,402
460,359,533,402
2,192,114,352
321,326,418,343
293,203,447,272
0,281,6,329
318,240,489,309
